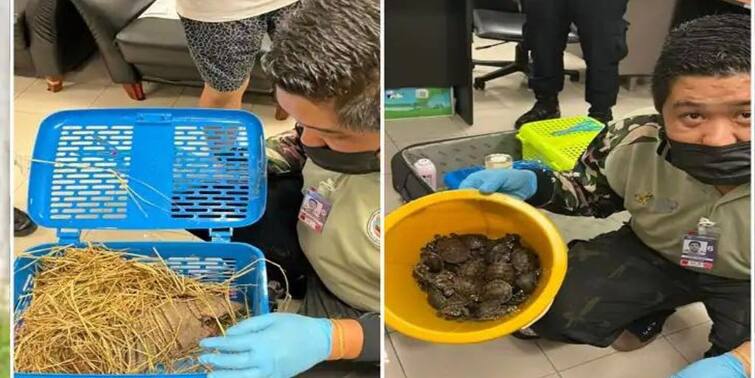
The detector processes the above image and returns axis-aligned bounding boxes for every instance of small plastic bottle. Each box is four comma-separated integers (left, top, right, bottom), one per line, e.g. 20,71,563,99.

413,158,437,190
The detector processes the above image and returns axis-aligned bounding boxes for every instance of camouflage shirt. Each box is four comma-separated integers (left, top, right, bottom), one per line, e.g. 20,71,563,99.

528,114,750,279
528,114,662,217
266,127,307,175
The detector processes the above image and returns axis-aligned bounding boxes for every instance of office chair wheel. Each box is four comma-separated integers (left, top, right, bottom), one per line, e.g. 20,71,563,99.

473,79,486,90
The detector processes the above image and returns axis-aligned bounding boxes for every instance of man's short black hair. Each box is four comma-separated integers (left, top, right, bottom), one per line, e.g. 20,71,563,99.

652,13,750,112
263,0,380,133
688,241,702,247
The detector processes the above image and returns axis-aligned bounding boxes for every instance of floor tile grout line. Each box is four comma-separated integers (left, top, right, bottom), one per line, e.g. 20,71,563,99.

85,84,109,109
169,86,187,108
534,341,560,376
14,109,48,117
662,334,693,364
387,334,409,378
386,134,399,152
535,372,561,378
14,78,39,99
662,319,712,338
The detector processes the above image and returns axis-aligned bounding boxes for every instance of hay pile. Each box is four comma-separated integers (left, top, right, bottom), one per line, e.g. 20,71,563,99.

14,245,250,374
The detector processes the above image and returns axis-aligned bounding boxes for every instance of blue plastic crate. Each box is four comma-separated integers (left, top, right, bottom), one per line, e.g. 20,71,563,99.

15,108,271,378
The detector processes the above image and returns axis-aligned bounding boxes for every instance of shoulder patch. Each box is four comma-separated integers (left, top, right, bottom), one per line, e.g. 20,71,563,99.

365,209,381,247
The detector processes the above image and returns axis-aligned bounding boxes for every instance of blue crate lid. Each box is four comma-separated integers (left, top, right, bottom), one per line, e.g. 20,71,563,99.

27,108,267,232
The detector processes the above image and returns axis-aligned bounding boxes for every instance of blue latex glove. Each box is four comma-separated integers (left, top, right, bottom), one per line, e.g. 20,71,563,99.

199,313,332,378
458,168,538,200
671,353,746,378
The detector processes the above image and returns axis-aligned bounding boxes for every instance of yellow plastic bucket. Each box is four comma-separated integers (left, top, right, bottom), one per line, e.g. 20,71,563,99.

385,190,568,344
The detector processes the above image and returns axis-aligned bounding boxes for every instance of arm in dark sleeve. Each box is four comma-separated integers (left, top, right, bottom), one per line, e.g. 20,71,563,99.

354,312,380,362
523,116,660,218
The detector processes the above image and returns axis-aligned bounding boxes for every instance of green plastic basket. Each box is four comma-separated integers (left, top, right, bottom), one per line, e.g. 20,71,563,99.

516,116,604,171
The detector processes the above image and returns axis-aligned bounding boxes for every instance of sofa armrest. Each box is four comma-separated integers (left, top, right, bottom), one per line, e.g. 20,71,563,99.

25,0,97,77
69,0,154,83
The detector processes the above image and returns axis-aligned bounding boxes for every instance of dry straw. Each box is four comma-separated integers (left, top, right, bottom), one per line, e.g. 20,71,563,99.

14,244,256,374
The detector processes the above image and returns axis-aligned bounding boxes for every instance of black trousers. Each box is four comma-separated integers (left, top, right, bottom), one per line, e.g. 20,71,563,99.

523,0,629,111
189,173,311,298
531,226,750,357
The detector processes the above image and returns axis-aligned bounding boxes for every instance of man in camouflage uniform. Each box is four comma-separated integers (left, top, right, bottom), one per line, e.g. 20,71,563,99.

461,13,750,361
189,1,381,377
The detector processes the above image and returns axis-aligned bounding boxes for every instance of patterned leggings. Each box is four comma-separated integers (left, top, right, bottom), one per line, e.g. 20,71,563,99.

180,6,293,92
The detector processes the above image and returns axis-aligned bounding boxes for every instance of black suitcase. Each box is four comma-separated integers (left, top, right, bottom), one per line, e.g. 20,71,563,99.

390,130,522,202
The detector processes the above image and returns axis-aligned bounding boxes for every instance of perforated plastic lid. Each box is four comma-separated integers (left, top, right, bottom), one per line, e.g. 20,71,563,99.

27,108,267,231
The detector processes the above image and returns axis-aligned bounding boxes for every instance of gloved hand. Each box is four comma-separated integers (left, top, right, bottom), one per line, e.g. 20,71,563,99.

199,313,332,378
671,353,746,378
459,168,538,200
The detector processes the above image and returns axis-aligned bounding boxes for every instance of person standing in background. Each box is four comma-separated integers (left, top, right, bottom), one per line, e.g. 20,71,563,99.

176,0,298,110
515,0,629,128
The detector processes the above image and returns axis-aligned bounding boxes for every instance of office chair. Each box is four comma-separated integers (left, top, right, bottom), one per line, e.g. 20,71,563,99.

472,0,580,90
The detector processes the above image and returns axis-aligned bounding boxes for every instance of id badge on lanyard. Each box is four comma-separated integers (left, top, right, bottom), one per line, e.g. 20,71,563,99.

679,217,720,270
298,187,333,233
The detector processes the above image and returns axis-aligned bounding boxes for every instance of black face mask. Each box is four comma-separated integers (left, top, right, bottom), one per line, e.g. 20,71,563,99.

662,136,751,186
303,145,380,174
295,124,380,174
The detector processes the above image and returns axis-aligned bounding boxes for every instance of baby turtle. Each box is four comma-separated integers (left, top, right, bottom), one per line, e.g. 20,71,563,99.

454,277,480,302
476,300,514,321
419,251,444,273
434,236,472,264
427,287,447,310
461,234,489,251
412,263,433,289
458,258,487,278
516,270,540,294
415,232,541,322
499,234,521,249
486,241,513,264
429,270,457,297
508,289,529,305
485,261,516,283
482,280,513,302
512,247,539,273
439,302,471,320
437,294,472,320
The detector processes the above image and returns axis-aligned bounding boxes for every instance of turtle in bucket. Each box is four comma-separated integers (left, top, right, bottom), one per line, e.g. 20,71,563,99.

413,233,542,321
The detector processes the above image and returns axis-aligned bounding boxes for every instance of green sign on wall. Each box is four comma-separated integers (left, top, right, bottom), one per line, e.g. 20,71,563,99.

385,87,454,119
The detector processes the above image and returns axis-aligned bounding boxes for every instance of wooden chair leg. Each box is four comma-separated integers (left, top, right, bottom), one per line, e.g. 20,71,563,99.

123,82,146,101
275,103,289,121
46,76,63,93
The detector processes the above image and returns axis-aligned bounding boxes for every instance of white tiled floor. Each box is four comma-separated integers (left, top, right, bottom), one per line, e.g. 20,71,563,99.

384,38,710,377
13,54,295,257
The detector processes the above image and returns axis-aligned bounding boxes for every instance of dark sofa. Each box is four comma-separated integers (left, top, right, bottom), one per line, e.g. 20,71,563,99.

14,0,97,91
